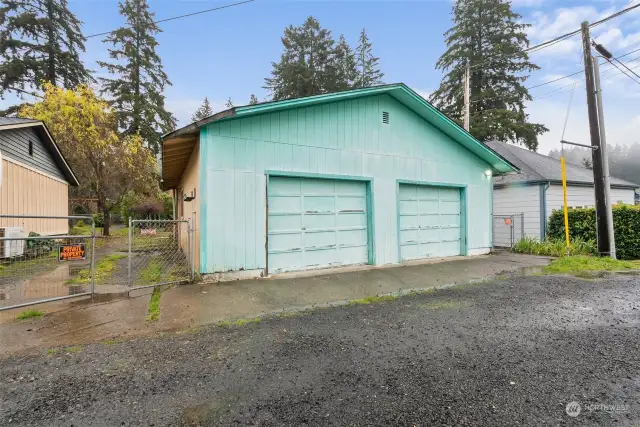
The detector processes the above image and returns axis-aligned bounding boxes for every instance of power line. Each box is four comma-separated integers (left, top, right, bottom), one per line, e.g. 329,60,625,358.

606,59,640,85
84,0,255,40
469,2,640,70
612,57,640,81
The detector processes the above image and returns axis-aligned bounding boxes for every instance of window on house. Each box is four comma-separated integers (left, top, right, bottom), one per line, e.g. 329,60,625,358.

28,140,33,156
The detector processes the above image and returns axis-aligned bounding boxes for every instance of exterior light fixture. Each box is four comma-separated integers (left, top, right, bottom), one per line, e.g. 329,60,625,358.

484,170,492,177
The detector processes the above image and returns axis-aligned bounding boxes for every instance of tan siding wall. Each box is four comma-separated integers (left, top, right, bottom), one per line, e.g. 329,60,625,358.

178,141,200,271
0,158,69,235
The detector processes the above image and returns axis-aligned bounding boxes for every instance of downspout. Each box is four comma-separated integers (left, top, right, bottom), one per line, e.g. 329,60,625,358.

540,182,550,240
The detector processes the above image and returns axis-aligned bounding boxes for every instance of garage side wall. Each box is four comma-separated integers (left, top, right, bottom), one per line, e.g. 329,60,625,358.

177,141,200,272
199,94,493,274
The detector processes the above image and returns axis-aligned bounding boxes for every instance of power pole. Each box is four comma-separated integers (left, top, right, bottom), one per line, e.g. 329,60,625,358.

463,62,470,131
581,21,611,257
593,56,616,259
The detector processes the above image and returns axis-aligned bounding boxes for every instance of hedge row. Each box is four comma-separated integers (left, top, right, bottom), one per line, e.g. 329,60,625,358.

547,204,640,260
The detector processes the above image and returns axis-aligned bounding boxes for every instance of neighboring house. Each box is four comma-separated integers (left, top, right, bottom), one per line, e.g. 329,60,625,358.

161,84,517,278
0,117,79,236
486,140,638,240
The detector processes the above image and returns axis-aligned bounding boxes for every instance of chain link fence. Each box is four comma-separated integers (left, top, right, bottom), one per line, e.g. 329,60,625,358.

128,219,193,290
0,215,95,311
493,213,524,249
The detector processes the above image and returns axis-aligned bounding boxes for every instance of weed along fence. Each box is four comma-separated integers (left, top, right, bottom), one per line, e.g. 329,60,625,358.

492,213,525,249
0,214,96,311
128,219,193,290
0,215,194,311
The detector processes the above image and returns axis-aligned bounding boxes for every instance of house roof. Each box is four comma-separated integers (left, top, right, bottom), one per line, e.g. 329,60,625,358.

0,117,79,186
485,140,639,189
161,83,519,190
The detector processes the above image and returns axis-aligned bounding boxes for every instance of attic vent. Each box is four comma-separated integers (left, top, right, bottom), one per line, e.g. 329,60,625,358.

382,111,390,124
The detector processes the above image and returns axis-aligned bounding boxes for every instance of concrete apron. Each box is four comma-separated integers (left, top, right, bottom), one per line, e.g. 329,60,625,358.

0,253,551,357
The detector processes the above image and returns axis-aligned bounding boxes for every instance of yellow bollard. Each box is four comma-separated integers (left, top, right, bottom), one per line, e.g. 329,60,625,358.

561,157,570,250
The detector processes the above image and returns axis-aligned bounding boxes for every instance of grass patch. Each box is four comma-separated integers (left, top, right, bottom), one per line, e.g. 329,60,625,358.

146,286,162,322
15,309,43,321
512,236,595,257
66,253,126,285
347,295,398,306
0,251,58,278
276,310,303,319
216,317,261,327
544,255,639,274
65,345,82,353
136,257,162,286
46,348,58,356
102,339,118,345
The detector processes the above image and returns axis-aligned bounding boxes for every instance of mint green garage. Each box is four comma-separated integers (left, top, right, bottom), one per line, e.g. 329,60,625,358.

161,84,517,278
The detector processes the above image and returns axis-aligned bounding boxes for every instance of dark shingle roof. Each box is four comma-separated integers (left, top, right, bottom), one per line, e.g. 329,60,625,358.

0,117,39,126
485,140,638,189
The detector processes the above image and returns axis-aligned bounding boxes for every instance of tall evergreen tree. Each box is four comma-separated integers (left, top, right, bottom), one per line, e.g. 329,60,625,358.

191,97,213,122
355,28,384,88
333,34,358,91
429,0,547,150
249,94,259,105
264,16,338,100
98,0,175,154
0,0,91,111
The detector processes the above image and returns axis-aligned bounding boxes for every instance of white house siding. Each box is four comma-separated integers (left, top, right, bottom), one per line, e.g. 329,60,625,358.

493,184,541,239
545,184,635,220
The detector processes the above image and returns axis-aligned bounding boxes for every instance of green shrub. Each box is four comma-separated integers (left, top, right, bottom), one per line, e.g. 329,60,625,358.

512,236,595,257
92,213,104,228
547,204,640,260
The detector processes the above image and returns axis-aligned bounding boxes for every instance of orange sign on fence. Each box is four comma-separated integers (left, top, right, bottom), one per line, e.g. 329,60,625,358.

59,244,86,261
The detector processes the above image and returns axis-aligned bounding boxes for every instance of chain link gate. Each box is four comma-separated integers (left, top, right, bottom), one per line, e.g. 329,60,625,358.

127,219,193,290
0,214,96,311
492,213,525,249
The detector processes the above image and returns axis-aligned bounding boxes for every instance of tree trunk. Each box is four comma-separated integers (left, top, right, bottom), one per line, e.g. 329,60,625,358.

102,204,111,237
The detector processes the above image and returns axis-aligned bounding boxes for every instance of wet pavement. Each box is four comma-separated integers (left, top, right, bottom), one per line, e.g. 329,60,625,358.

0,253,551,356
1,272,639,426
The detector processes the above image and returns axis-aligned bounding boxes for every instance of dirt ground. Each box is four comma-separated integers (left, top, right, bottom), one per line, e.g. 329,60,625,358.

1,272,638,426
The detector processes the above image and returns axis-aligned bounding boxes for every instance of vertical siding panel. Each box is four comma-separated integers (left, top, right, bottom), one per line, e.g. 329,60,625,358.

234,171,246,270
245,171,256,269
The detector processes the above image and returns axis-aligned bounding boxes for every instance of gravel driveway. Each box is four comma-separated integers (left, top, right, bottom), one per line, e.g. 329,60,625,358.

1,273,639,426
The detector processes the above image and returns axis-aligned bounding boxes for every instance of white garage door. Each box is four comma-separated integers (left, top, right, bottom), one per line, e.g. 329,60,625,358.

268,176,369,273
398,184,462,261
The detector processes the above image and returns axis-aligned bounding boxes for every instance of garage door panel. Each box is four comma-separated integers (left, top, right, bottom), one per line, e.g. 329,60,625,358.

268,232,302,251
399,200,418,214
440,241,461,257
303,196,335,213
440,201,460,215
270,195,301,213
304,230,336,249
268,214,302,232
339,246,368,262
303,179,335,194
302,213,335,230
418,228,440,243
418,214,440,228
398,184,462,261
338,229,367,246
440,227,460,241
337,212,367,228
416,188,438,200
269,177,302,195
337,195,366,212
268,176,369,273
399,214,418,229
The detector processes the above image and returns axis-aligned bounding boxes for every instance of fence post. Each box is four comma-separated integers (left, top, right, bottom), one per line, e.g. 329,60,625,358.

90,218,96,295
510,215,515,247
128,217,132,287
187,218,193,281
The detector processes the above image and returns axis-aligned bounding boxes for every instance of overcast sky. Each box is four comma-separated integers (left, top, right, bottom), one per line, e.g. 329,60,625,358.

2,0,639,156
